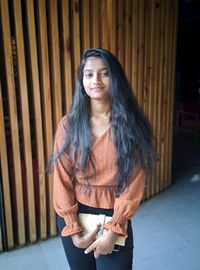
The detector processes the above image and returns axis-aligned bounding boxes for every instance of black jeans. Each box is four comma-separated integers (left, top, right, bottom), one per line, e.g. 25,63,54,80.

57,203,133,270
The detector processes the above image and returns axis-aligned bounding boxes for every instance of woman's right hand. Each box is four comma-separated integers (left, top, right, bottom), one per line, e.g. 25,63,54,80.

71,224,101,249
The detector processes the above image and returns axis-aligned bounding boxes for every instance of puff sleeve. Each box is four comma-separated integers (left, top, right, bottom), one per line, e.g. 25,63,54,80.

53,116,83,237
103,168,146,237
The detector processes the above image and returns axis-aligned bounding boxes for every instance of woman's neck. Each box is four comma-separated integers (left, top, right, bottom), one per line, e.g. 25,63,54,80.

90,100,111,138
90,100,111,118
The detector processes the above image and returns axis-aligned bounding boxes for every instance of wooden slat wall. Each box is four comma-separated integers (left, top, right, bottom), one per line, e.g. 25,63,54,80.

13,0,37,242
1,0,26,247
0,80,14,249
0,0,178,251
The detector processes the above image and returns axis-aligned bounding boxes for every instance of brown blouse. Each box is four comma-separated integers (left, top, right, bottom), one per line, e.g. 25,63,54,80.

53,115,145,238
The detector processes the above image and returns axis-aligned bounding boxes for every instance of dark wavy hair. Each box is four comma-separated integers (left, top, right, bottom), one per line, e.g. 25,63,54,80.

51,48,156,194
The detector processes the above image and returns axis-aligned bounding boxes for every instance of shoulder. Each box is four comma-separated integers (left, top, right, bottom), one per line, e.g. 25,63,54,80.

57,114,69,129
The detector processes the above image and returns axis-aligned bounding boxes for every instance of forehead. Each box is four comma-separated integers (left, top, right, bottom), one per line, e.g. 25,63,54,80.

83,57,107,71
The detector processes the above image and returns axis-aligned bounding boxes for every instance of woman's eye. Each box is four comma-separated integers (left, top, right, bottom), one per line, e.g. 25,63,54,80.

85,73,93,78
100,71,109,77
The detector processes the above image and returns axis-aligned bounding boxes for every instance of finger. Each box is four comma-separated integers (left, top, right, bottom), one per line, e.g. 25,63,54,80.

94,251,100,259
84,241,97,254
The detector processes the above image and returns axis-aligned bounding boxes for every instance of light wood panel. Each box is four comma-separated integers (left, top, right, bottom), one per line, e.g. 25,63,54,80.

0,0,178,251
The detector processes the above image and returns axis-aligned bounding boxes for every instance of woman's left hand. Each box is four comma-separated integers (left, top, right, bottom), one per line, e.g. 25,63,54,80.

84,230,118,259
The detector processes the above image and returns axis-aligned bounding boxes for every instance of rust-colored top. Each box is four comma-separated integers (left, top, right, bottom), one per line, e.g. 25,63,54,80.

53,115,145,237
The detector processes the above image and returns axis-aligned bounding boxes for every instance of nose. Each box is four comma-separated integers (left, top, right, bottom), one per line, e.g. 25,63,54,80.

92,73,101,84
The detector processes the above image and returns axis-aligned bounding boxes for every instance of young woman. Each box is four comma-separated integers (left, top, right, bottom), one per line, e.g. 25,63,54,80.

52,48,155,270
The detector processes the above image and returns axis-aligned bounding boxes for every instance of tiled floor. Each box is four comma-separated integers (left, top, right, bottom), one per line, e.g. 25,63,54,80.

0,133,200,270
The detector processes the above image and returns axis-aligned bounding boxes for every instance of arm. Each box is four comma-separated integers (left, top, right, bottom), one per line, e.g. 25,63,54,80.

53,117,100,248
53,117,83,237
103,168,146,236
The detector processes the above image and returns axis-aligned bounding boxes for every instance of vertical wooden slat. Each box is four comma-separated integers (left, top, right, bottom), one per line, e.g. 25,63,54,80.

48,0,62,128
168,0,178,187
0,0,25,245
159,0,169,191
81,0,90,52
61,0,73,112
107,0,116,54
166,3,173,188
131,0,139,93
165,0,178,188
91,0,100,48
151,0,161,196
164,0,171,188
116,0,125,65
137,0,145,107
155,0,165,194
100,0,109,49
147,0,156,131
142,2,149,113
48,0,61,235
71,0,81,75
166,0,172,187
13,0,36,243
124,0,132,82
0,81,14,249
36,0,53,239
143,0,151,114
148,0,156,196
147,0,157,197
25,0,46,239
143,0,152,198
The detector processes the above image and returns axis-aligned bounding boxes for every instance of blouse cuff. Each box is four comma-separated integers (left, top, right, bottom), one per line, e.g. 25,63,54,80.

61,214,83,237
103,213,128,237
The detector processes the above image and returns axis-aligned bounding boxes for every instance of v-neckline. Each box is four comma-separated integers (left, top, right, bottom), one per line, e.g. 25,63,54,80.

91,126,111,140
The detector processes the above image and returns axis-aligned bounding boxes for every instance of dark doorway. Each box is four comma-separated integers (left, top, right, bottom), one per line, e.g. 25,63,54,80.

172,0,200,184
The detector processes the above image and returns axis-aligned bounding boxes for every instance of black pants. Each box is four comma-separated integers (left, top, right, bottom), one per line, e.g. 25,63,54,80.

57,203,133,270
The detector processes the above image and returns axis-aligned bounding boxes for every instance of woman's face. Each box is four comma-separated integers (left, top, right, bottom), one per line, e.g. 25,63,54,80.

83,57,111,101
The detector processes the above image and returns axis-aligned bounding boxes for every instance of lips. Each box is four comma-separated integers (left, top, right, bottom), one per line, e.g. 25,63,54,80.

90,87,103,91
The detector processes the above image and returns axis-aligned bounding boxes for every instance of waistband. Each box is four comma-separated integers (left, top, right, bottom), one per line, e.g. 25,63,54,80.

78,202,114,217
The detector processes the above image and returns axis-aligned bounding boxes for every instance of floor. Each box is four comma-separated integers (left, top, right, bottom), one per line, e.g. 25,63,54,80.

0,132,200,270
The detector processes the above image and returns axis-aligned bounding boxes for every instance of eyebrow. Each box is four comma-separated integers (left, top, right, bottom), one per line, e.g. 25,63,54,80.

83,67,108,72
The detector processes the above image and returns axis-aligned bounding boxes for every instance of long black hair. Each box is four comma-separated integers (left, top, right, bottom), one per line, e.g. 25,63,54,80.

51,48,155,194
